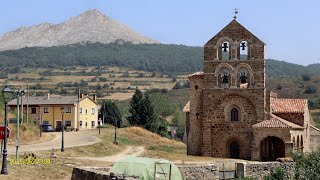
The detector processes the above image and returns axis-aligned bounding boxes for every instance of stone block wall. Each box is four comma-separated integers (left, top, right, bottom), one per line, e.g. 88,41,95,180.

178,164,219,180
72,164,220,180
240,162,295,180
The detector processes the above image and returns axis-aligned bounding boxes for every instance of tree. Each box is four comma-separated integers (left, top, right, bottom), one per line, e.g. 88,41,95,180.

101,100,122,126
292,149,320,179
172,110,186,140
127,89,144,126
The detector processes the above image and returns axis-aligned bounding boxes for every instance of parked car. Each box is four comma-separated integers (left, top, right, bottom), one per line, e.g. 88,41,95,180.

40,124,54,132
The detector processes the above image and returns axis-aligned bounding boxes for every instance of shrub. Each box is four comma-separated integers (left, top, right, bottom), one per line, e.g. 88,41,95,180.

301,74,311,81
304,85,317,94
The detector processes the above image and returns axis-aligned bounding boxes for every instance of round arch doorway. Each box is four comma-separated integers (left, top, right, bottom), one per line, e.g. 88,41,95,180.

260,136,285,161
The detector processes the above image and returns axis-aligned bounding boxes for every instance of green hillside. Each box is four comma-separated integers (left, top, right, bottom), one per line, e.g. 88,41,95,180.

0,43,319,77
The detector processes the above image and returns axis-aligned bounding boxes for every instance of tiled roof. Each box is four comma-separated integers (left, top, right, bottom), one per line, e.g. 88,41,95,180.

8,96,79,106
253,115,304,129
183,101,190,113
271,98,307,114
188,71,204,77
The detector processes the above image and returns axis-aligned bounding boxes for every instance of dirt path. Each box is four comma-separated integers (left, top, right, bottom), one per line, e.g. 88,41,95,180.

72,146,145,162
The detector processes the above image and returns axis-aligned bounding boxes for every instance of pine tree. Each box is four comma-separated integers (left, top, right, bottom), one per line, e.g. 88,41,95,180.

101,100,122,126
143,94,158,132
127,89,144,125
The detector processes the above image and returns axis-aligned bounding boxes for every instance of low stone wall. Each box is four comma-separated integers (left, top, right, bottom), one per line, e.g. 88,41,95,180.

178,164,219,180
72,164,220,180
239,162,295,180
71,167,138,180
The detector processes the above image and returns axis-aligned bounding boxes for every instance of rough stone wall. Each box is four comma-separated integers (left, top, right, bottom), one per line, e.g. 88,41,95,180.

203,60,265,89
187,75,204,156
72,165,220,180
178,164,219,180
310,125,320,151
201,88,265,159
251,128,293,161
241,162,295,180
71,167,138,180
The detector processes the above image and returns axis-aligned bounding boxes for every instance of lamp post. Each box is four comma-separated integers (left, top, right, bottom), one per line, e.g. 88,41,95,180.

113,119,118,145
60,107,65,152
39,111,43,137
1,86,14,175
13,89,26,160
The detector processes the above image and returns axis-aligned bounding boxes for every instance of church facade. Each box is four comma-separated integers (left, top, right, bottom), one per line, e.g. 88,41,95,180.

183,19,319,161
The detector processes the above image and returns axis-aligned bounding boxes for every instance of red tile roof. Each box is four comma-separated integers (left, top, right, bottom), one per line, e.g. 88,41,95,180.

183,101,190,113
271,98,307,114
253,115,304,129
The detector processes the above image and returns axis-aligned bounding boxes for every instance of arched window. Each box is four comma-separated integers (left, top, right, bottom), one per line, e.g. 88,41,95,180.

231,108,239,121
297,136,300,148
221,42,230,60
240,41,248,60
300,135,303,148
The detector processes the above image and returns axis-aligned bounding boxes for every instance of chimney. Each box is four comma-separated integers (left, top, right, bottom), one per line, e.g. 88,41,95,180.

47,93,50,99
93,94,97,102
79,93,83,99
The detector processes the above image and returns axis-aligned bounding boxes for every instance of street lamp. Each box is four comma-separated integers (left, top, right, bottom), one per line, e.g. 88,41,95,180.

13,89,26,160
113,119,118,145
39,111,43,137
60,107,65,152
1,86,14,175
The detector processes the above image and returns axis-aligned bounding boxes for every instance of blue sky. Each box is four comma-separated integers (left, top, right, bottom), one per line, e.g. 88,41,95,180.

1,0,319,65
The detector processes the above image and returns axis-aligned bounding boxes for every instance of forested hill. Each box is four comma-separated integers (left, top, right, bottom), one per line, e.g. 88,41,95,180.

0,42,318,77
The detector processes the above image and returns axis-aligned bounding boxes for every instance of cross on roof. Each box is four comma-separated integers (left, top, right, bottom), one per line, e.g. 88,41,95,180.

233,8,238,19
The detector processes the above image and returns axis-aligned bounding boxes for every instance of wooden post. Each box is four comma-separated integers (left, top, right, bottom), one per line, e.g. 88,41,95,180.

154,163,157,180
169,164,172,180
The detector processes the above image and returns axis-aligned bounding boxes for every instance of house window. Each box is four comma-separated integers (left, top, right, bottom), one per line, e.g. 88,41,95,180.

91,121,95,127
44,107,49,113
79,121,82,127
31,108,37,114
65,121,71,127
91,108,95,114
85,109,88,114
79,108,82,114
66,107,72,113
231,108,239,121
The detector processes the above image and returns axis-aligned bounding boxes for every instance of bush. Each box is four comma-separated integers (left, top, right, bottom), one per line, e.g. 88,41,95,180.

263,167,285,180
304,85,317,94
302,74,311,81
291,149,320,179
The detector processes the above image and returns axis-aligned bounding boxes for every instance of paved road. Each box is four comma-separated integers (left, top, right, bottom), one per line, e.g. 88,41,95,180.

7,131,101,154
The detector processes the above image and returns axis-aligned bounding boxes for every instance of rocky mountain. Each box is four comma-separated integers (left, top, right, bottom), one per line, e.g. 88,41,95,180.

0,9,158,51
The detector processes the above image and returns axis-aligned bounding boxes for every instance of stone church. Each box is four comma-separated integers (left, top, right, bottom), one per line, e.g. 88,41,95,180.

183,19,320,161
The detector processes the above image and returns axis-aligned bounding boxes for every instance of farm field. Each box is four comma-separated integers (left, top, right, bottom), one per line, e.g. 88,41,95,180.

2,66,188,101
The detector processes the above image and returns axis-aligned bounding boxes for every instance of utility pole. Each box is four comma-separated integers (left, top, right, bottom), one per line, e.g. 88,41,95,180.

27,84,29,124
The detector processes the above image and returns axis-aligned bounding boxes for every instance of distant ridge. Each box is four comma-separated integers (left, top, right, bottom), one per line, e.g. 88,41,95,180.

0,9,159,51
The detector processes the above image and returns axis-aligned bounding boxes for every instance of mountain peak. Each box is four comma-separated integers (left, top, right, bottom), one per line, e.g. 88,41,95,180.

0,10,158,51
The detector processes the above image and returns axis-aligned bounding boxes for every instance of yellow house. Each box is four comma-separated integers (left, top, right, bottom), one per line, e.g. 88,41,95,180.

7,93,99,131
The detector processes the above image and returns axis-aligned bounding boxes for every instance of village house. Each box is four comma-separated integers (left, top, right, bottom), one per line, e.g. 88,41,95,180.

8,93,99,131
184,19,320,161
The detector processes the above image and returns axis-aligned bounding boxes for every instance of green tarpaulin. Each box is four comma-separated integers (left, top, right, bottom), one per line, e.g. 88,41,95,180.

110,156,183,180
